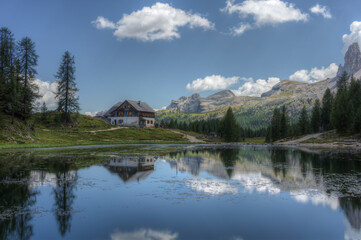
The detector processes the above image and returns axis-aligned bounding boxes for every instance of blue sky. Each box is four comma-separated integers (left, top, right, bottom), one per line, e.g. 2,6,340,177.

1,0,361,114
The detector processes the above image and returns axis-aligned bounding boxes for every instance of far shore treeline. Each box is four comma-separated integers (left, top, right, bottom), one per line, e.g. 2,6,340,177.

266,71,361,142
0,27,79,125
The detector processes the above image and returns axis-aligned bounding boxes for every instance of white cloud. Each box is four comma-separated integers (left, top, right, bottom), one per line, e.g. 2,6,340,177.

92,3,214,42
222,0,308,35
310,4,332,19
232,23,252,36
34,79,58,108
186,75,239,92
232,77,280,97
186,178,238,195
289,63,338,83
92,16,116,29
110,229,178,240
342,21,361,53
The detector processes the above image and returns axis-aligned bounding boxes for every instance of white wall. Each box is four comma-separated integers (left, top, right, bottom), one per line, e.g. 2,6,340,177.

109,116,139,126
108,116,155,127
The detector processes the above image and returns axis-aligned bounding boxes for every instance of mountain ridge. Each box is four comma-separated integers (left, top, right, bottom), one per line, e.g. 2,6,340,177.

159,43,361,128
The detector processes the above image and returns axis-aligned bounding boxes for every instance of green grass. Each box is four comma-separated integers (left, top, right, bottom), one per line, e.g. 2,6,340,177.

0,113,198,149
244,137,266,144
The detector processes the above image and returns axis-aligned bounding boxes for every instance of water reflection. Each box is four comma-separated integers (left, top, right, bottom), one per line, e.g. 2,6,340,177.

165,147,361,235
52,166,78,237
110,228,178,240
1,147,361,239
0,181,38,240
105,156,155,183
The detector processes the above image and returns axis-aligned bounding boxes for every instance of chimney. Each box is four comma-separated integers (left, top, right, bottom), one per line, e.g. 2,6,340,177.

138,101,141,105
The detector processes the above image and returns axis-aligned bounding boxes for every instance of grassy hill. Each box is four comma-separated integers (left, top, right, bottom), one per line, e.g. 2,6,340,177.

0,112,193,149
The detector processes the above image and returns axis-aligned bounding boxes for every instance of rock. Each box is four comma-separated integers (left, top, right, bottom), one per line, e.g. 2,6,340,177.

337,42,361,76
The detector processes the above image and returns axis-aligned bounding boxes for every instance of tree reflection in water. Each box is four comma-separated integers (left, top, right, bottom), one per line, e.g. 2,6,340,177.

165,147,361,232
0,171,38,240
52,162,78,237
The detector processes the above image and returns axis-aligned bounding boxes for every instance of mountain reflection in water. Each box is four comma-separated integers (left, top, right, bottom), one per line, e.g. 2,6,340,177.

164,147,361,235
0,146,361,239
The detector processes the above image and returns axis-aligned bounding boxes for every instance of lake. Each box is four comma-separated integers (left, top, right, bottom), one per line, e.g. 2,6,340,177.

1,145,361,240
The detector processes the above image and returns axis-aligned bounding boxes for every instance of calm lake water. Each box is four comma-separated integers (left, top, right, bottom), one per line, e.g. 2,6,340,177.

1,145,361,240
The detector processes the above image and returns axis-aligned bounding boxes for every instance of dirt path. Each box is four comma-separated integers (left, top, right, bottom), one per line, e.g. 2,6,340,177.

85,127,125,133
278,133,322,145
171,130,205,143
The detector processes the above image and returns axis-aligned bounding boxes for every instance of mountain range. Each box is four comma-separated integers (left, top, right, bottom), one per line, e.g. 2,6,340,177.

157,43,361,128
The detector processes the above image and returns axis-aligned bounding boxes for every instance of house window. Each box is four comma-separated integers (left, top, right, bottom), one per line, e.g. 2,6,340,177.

150,120,153,124
130,112,132,116
147,120,149,124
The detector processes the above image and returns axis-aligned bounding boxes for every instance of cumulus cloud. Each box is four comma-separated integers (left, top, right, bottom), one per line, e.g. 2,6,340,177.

289,63,338,83
231,77,280,97
342,21,361,53
92,3,214,41
186,75,239,92
222,0,308,35
310,4,332,19
92,16,116,29
34,79,58,108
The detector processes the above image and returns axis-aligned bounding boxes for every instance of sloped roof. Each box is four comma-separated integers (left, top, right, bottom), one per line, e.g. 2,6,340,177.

105,100,155,116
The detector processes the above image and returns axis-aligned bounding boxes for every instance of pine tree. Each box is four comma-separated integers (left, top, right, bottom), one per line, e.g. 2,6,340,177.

332,89,352,133
221,107,241,142
41,102,48,122
298,106,309,135
0,27,15,116
311,99,321,133
354,106,361,133
280,105,288,139
337,71,348,92
16,37,39,119
321,88,333,131
8,60,22,124
55,51,79,122
270,108,281,141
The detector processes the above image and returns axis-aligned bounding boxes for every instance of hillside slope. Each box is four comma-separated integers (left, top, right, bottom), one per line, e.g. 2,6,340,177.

0,113,192,148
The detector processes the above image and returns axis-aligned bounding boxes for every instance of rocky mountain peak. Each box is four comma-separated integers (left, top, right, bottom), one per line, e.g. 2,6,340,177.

337,42,361,76
207,90,235,99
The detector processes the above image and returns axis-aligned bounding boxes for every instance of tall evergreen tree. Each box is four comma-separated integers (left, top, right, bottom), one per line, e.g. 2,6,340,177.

321,88,333,131
337,71,348,92
55,51,79,122
298,106,309,135
8,60,22,124
280,105,288,139
332,73,353,133
41,102,48,122
270,108,281,141
16,37,39,119
354,106,361,133
221,107,241,142
332,89,352,133
311,99,321,133
0,27,15,116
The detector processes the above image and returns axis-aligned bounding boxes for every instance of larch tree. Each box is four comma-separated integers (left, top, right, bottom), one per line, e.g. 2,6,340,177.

298,106,309,135
16,37,39,119
55,51,79,122
0,27,15,118
321,88,333,131
311,99,321,133
221,107,241,142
